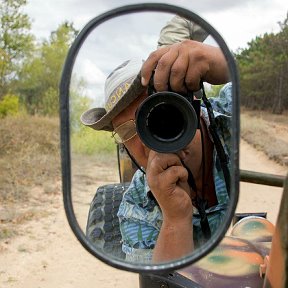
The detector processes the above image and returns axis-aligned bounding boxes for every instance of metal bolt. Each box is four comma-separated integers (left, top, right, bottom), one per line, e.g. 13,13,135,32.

159,282,168,288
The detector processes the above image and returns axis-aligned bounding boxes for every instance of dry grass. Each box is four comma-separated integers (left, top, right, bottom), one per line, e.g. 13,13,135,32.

0,115,61,203
0,115,60,241
241,108,288,166
0,115,118,242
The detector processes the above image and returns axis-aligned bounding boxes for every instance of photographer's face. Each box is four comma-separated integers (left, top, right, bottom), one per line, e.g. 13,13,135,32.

112,92,202,172
112,92,150,169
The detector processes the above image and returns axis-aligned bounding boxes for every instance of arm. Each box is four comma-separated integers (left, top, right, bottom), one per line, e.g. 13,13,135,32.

157,15,208,48
152,215,194,263
146,151,194,263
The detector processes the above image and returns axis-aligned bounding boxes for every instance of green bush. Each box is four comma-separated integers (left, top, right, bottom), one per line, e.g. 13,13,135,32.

42,87,59,116
71,127,116,156
0,94,19,118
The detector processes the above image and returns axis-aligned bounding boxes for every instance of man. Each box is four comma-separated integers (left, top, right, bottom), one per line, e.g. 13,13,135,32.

81,39,232,263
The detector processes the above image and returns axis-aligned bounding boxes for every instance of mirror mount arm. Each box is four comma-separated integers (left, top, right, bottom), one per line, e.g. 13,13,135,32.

240,170,285,187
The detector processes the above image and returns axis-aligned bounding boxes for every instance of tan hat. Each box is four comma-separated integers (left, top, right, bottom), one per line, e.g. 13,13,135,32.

80,58,146,131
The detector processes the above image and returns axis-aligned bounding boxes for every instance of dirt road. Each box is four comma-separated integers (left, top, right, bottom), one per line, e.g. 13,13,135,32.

0,140,286,288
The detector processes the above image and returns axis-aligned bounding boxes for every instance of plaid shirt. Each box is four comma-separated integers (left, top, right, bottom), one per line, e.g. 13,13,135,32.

117,83,232,262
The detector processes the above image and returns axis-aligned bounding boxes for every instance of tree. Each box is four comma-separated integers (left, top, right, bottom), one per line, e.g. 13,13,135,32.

18,22,78,115
273,14,288,113
0,0,34,98
235,12,288,113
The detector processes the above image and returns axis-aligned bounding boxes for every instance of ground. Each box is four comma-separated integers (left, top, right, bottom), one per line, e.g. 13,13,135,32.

0,139,287,288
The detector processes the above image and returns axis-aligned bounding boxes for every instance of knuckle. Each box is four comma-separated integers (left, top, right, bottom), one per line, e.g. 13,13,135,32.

153,82,166,91
157,58,170,71
170,65,185,77
186,81,200,91
181,39,192,46
147,47,167,64
148,50,160,60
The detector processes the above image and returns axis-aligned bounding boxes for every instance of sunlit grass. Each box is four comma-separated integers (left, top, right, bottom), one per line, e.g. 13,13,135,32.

71,127,116,156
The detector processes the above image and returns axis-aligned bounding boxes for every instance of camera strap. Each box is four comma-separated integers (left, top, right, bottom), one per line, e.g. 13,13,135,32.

124,146,146,175
181,159,211,241
200,81,231,197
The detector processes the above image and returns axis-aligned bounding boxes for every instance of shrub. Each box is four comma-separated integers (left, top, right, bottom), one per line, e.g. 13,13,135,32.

71,127,116,156
0,94,19,118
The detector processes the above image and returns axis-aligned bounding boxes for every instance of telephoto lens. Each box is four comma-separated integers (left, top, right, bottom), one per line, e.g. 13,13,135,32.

136,91,199,153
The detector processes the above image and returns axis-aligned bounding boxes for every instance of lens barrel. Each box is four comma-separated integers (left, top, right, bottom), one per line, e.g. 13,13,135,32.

136,91,198,153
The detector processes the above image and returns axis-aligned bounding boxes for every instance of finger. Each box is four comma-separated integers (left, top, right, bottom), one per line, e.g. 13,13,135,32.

165,165,188,184
152,48,179,91
157,166,190,198
169,52,189,93
184,56,208,91
151,165,189,193
141,47,169,86
148,151,182,173
184,67,202,91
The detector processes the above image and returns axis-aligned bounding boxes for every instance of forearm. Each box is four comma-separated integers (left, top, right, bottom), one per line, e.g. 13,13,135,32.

152,218,194,263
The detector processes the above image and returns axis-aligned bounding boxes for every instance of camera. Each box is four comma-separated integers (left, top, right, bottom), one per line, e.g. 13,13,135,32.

135,91,200,153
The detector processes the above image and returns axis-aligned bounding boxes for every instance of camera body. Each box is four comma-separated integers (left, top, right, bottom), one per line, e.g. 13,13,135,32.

135,91,201,153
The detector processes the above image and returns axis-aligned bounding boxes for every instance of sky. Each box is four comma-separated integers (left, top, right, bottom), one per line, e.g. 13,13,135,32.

23,0,288,105
24,0,287,51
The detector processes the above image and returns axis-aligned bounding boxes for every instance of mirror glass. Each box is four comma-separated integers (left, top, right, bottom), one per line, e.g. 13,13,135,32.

66,9,238,269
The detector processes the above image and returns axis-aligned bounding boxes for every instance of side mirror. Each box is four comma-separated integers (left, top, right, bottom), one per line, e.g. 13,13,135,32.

59,3,240,273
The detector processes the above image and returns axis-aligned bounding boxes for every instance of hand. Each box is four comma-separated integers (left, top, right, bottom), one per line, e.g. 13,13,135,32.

146,150,193,223
141,40,230,92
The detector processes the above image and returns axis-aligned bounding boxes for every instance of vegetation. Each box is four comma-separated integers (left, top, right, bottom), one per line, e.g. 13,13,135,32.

0,94,19,117
0,0,34,98
0,115,60,202
0,114,119,203
235,13,288,114
0,0,80,117
17,22,78,115
71,128,116,156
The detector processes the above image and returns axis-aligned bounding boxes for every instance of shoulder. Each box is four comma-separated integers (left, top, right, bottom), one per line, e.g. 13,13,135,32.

208,82,232,116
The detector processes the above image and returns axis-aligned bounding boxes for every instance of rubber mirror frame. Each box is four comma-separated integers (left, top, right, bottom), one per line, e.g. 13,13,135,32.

59,3,240,274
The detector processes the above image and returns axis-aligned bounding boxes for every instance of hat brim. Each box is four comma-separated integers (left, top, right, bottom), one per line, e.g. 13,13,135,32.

80,73,145,131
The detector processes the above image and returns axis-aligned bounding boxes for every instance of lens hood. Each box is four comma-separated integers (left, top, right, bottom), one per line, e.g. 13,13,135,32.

136,91,198,153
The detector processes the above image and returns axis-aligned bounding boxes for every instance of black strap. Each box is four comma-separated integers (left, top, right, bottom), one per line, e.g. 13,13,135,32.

200,81,231,196
124,146,146,175
181,160,211,240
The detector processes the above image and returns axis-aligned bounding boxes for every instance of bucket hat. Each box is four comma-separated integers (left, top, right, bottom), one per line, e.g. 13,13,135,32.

80,58,145,131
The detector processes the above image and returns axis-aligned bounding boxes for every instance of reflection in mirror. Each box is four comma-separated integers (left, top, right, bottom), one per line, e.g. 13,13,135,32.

69,11,234,265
